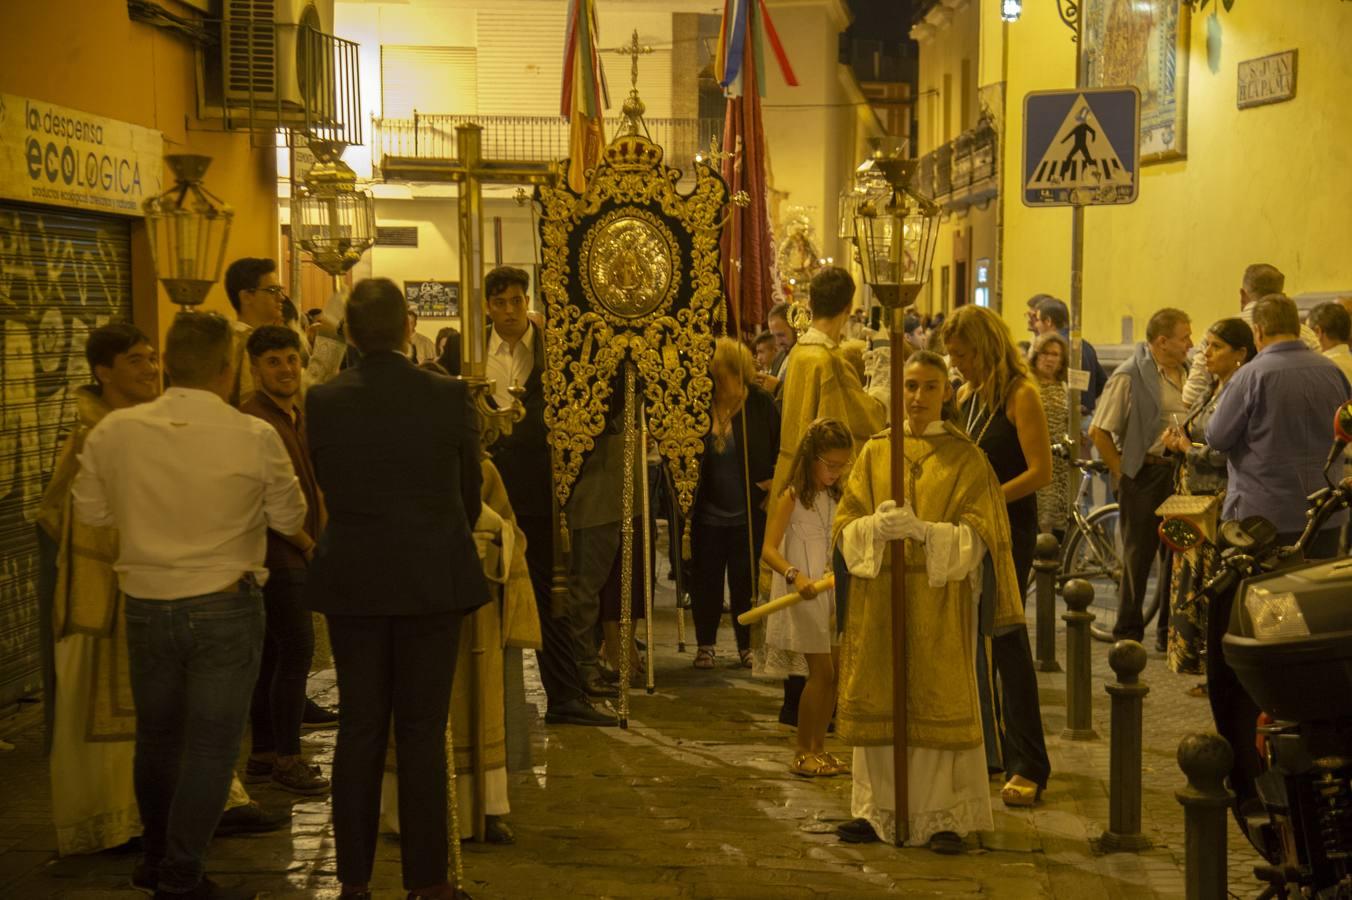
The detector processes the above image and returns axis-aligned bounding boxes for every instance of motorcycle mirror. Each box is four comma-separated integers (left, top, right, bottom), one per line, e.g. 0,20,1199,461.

1159,517,1203,553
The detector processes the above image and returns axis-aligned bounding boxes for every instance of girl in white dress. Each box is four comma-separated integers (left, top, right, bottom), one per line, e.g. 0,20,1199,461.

761,418,854,777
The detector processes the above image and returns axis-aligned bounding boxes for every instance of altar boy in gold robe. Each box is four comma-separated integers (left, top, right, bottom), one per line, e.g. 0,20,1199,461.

831,351,1023,852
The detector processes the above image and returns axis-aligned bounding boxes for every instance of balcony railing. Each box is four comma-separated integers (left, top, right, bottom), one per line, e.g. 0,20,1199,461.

917,120,998,209
372,114,724,178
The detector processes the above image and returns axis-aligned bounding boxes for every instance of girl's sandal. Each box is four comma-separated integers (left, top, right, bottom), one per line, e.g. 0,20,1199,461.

693,647,716,669
737,648,754,668
815,752,850,777
790,752,826,777
1001,779,1043,808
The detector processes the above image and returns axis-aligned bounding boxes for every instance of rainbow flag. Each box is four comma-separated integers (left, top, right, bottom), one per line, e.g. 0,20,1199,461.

560,0,610,192
716,0,798,98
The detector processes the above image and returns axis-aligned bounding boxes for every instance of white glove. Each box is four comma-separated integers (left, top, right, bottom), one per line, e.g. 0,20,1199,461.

874,499,929,543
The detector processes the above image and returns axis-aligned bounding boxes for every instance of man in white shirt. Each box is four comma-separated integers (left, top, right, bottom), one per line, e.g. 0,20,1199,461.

73,312,308,900
224,257,286,406
483,265,616,725
1309,301,1352,385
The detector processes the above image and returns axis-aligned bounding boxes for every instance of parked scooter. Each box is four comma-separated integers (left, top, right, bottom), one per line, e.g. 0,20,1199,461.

1179,404,1352,898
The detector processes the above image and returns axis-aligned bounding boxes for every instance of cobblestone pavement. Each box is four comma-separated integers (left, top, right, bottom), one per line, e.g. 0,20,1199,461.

1,582,1268,899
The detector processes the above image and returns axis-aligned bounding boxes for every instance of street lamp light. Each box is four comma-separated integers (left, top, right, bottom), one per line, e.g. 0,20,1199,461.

292,140,376,284
143,155,234,309
852,155,940,312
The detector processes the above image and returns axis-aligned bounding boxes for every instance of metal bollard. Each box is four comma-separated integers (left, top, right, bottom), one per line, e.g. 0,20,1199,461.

1175,733,1234,900
1033,533,1062,673
1100,640,1152,851
1061,579,1098,740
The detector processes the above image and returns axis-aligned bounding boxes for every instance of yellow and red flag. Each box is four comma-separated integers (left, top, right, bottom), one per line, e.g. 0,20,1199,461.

561,0,610,193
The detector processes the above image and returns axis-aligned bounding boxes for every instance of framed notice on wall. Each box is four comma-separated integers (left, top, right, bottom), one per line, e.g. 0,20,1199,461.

405,280,459,318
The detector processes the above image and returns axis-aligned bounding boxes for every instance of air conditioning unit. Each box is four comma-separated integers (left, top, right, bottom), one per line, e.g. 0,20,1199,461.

221,0,335,118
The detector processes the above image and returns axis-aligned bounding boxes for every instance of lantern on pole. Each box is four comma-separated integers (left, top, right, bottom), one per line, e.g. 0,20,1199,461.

292,140,376,285
143,155,234,309
852,155,939,311
848,148,939,848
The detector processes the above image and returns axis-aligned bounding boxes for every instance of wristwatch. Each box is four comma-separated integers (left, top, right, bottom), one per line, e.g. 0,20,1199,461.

783,566,800,583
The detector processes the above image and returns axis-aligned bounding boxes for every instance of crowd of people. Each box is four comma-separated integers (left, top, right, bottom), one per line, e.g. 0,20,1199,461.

38,253,1352,895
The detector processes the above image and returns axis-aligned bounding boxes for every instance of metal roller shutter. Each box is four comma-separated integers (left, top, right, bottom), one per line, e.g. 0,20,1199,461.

0,201,133,707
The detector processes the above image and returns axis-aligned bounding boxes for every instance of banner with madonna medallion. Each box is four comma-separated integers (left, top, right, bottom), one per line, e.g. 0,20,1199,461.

535,129,730,548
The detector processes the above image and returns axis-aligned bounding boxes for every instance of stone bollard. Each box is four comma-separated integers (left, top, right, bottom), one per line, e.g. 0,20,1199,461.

1061,579,1098,740
1176,733,1234,900
1100,640,1152,851
1033,533,1062,673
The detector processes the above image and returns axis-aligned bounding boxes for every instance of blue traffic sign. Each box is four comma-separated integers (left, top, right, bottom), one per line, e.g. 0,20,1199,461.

1023,87,1140,207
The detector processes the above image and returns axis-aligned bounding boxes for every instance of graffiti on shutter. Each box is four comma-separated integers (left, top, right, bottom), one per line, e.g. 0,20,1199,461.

0,201,132,706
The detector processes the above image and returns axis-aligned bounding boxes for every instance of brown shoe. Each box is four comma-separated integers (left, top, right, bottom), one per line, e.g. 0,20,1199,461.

272,760,330,796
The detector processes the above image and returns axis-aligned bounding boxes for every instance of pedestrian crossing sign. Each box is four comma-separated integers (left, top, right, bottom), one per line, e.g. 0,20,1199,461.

1023,87,1140,207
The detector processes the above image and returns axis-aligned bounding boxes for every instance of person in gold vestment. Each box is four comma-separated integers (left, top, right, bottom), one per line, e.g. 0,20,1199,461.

760,268,885,717
831,351,1023,852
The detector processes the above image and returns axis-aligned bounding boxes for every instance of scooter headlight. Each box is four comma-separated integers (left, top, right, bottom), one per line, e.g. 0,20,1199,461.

1244,586,1311,641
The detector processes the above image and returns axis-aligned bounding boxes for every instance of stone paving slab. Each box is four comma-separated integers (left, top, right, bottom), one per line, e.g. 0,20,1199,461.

0,580,1273,899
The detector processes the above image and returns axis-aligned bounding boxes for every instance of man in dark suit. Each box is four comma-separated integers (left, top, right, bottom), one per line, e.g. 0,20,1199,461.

483,265,616,725
306,278,487,900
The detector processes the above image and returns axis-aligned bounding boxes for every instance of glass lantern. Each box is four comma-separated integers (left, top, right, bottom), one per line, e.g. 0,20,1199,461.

851,156,939,310
143,155,234,309
292,140,376,279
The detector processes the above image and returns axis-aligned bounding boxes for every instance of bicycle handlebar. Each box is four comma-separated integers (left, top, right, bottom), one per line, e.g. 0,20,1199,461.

1073,458,1110,476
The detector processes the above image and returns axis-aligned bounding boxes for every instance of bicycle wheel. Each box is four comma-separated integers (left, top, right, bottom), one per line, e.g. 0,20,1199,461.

1064,505,1162,641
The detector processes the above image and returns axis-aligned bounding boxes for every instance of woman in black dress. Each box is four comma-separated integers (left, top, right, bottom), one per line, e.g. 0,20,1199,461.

941,306,1054,807
689,338,781,668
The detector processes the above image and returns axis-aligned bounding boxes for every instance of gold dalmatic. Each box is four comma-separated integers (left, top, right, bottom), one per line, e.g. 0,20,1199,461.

536,127,730,550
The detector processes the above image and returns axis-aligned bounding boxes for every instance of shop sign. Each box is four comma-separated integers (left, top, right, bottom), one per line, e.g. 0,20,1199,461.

1237,50,1297,110
0,93,163,215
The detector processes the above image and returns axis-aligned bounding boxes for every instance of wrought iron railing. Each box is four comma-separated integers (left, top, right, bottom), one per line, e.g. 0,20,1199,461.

196,21,363,148
917,120,998,207
371,114,724,176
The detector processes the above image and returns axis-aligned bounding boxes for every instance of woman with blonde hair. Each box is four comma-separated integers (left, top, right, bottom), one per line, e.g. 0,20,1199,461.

688,337,780,669
941,305,1053,808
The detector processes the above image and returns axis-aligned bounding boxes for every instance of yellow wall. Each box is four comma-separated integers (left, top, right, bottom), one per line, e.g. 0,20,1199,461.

999,1,1352,345
0,0,279,344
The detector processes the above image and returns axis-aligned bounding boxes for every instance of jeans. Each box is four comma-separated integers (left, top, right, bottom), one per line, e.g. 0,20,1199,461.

249,568,315,757
327,611,462,889
690,518,755,651
124,586,264,894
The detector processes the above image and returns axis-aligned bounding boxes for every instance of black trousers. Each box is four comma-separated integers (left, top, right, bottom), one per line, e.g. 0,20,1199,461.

249,568,314,757
689,518,755,651
1114,463,1174,642
326,611,462,889
980,519,1052,788
517,514,588,707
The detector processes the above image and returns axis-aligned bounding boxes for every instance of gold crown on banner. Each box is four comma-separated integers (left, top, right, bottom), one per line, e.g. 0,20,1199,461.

603,134,665,173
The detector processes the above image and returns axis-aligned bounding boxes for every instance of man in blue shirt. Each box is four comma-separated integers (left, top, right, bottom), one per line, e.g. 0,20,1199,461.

1206,293,1352,558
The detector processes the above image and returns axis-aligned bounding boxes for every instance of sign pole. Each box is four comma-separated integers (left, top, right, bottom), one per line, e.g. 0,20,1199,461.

1069,21,1085,454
